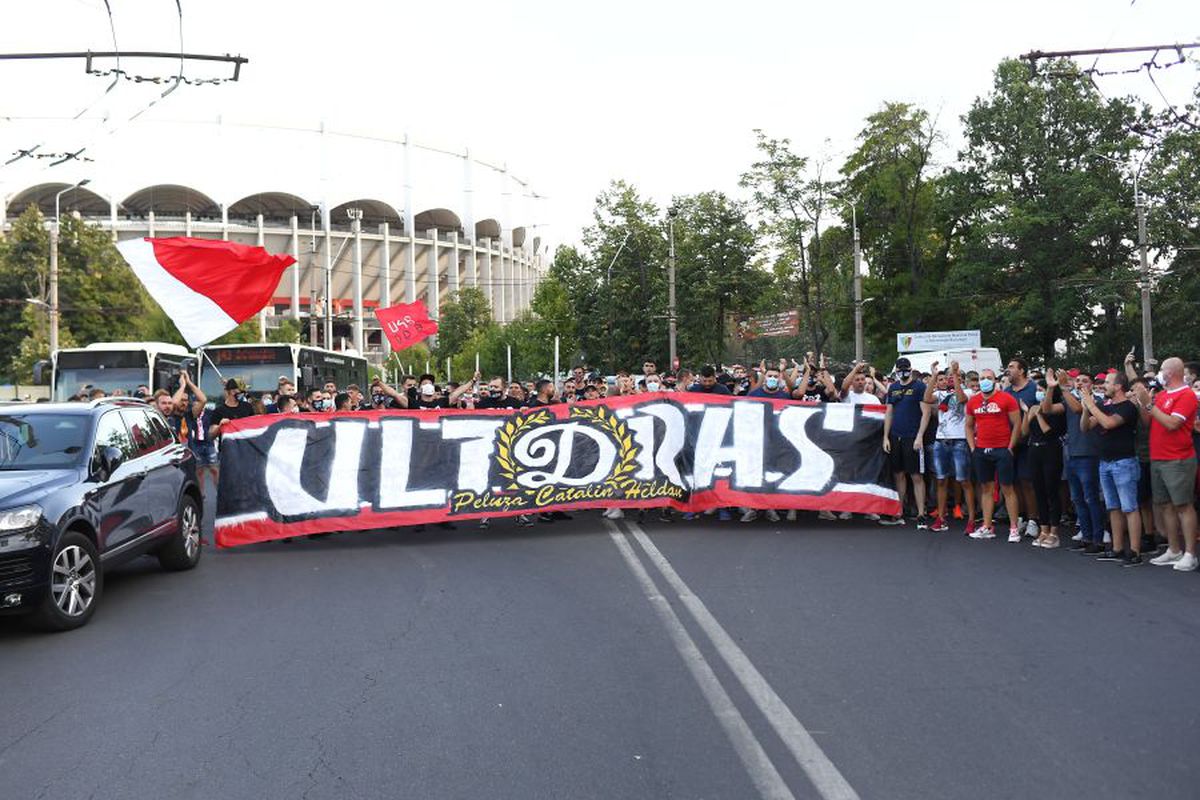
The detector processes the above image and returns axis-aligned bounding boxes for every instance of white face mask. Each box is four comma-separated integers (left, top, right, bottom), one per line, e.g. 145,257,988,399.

420,383,435,397
646,381,660,392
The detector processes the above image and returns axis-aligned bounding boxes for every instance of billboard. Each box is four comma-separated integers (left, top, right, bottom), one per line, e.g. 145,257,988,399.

896,330,981,353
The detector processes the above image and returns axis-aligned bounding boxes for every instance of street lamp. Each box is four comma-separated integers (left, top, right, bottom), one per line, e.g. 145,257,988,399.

832,195,865,362
1091,151,1154,365
49,179,90,354
666,206,678,372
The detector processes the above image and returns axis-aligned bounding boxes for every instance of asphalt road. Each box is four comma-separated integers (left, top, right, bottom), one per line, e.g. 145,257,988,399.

3,493,1200,800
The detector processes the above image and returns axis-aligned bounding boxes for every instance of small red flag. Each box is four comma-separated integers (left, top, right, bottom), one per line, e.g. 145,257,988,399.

375,301,438,351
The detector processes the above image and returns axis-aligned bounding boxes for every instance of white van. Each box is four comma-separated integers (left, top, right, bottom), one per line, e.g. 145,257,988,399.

902,348,1003,377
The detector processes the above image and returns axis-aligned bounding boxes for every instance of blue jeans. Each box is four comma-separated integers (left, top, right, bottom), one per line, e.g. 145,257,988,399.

1067,456,1106,544
934,439,970,481
1099,457,1140,514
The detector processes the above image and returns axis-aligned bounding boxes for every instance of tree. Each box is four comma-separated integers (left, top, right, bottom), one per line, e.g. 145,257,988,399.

948,58,1144,365
434,286,493,361
741,132,842,356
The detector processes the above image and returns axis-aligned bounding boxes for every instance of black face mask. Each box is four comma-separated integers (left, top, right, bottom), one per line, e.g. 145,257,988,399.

897,370,912,381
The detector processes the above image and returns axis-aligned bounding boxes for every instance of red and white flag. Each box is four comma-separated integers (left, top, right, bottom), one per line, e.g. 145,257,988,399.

116,236,296,347
374,301,438,351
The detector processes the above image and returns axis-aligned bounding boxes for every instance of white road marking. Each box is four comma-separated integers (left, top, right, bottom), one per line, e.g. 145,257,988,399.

625,520,862,800
604,522,795,800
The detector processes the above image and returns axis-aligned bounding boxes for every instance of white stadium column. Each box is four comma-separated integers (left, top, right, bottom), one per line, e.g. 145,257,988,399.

185,210,193,238
379,221,392,357
290,215,301,320
463,150,477,288
482,238,493,316
351,211,364,353
448,229,460,297
148,209,156,238
426,228,440,322
221,204,229,241
257,213,268,342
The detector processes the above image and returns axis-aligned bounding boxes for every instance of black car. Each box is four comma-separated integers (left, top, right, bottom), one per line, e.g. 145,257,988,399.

0,398,203,631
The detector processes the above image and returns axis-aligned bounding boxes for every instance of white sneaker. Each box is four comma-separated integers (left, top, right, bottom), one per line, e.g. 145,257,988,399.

970,527,995,539
739,509,758,523
1103,530,1112,544
602,507,624,520
1150,549,1183,566
838,511,853,520
864,513,881,521
818,510,837,521
1071,530,1084,542
786,510,797,522
764,509,780,523
1007,529,1022,543
1025,519,1040,538
1173,552,1198,572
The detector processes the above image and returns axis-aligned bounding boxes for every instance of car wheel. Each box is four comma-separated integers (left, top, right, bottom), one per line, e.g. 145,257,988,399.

28,531,103,632
158,494,202,571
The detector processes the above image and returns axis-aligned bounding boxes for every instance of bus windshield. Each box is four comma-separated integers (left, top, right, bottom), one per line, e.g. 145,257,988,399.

199,346,294,398
0,414,90,470
54,350,150,401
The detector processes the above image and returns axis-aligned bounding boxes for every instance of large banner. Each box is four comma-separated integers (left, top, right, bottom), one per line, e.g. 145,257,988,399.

214,394,901,547
896,329,981,352
735,310,800,339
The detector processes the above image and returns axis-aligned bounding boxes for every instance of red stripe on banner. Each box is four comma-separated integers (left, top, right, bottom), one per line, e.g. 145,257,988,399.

149,237,296,323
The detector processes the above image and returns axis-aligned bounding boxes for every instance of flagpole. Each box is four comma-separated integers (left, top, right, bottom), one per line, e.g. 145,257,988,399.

425,359,430,375
554,335,560,391
475,352,480,375
506,345,512,384
446,357,451,383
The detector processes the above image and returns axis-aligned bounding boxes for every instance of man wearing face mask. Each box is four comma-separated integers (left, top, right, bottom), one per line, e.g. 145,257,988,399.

882,357,928,527
964,368,1022,541
641,373,668,394
747,366,786,398
1081,372,1143,565
477,376,520,409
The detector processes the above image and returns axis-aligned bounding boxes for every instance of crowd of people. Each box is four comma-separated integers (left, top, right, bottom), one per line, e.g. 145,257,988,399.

81,352,1200,570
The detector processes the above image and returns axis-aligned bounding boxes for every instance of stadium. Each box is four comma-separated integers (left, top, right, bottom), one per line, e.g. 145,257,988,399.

0,116,550,365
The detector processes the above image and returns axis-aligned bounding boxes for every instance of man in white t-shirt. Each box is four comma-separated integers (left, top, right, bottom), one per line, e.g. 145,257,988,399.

922,361,976,533
841,361,883,405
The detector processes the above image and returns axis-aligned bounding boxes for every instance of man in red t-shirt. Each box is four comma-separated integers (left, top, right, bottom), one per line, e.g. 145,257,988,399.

1133,357,1199,571
964,368,1023,541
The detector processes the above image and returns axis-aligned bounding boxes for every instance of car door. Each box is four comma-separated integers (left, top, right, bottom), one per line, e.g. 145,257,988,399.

142,406,188,535
89,410,145,553
119,407,178,537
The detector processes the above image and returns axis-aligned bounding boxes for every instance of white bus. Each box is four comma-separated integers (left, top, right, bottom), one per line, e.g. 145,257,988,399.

196,344,369,400
49,342,195,402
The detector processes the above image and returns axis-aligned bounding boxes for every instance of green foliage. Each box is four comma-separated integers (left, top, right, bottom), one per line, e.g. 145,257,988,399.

268,318,303,344
435,286,493,360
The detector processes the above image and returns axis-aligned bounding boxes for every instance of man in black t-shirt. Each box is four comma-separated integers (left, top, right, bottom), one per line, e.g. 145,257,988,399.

208,378,255,439
527,379,557,407
688,365,731,394
1081,372,1143,564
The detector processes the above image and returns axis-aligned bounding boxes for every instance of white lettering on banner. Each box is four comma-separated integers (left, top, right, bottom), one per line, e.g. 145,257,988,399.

442,418,506,493
513,422,617,489
777,407,834,492
637,403,686,487
625,415,657,480
378,419,446,508
265,421,365,517
692,403,765,490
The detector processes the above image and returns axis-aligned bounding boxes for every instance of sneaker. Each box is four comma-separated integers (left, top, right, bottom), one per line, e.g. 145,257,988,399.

879,515,905,526
786,510,798,522
970,527,995,539
682,512,695,521
1123,552,1144,567
740,509,759,523
1067,541,1088,552
764,509,781,523
864,513,881,521
1150,549,1183,566
953,504,964,520
1071,530,1084,542
1007,528,1021,543
1030,538,1044,548
817,510,837,521
516,514,534,527
478,518,490,529
1103,530,1112,545
602,507,624,520
1172,552,1198,572
1082,542,1104,555
1025,519,1040,538
930,517,949,533
658,509,673,523
538,512,555,524
718,509,732,522
916,515,930,530
1096,549,1123,562
838,511,853,520
964,519,976,536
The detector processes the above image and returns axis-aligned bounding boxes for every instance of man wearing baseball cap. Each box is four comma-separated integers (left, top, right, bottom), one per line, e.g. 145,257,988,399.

882,357,928,527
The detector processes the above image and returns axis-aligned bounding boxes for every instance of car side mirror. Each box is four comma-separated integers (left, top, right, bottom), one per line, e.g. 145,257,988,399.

97,446,124,480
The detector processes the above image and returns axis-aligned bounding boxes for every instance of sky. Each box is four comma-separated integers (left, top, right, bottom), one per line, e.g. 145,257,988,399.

0,0,1196,249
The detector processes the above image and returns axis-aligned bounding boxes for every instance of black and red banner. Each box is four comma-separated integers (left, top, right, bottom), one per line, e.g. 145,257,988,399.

214,393,900,547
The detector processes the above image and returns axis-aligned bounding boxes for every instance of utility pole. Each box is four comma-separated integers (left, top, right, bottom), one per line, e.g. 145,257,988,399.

50,179,90,354
1135,173,1153,364
348,207,364,353
851,204,863,363
667,206,678,372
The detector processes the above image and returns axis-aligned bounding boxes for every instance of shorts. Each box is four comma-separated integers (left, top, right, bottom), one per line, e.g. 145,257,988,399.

887,435,925,475
190,440,219,466
1138,460,1152,503
934,439,971,482
1098,457,1139,513
1150,458,1198,506
972,447,1014,486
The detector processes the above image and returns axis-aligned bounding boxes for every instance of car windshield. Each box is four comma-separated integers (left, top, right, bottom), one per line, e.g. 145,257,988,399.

0,414,89,470
54,367,148,401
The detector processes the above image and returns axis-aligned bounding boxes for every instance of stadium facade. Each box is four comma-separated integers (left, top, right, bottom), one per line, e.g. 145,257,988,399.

0,118,549,365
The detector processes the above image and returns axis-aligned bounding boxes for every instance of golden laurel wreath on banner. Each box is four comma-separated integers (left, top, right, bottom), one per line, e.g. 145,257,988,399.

569,405,639,489
495,409,550,490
